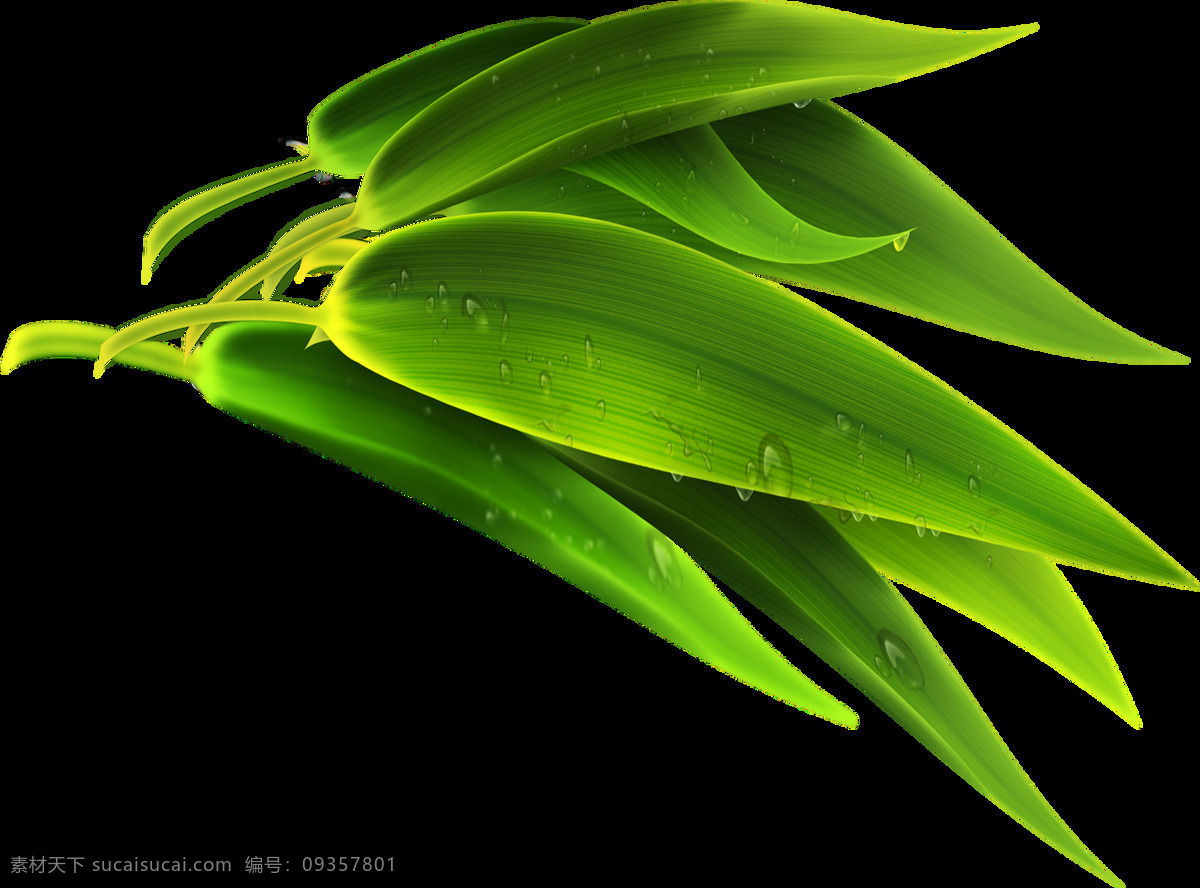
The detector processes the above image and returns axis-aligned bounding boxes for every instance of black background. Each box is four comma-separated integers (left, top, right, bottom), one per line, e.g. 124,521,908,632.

4,3,1193,884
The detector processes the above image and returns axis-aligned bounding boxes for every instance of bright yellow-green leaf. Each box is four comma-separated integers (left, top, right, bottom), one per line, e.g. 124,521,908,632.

94,212,1198,595
443,99,1185,364
3,319,856,728
814,505,1140,728
356,0,1038,228
564,120,913,263
540,439,1126,887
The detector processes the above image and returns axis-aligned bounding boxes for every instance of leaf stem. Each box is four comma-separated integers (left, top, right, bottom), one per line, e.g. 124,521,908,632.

95,300,324,379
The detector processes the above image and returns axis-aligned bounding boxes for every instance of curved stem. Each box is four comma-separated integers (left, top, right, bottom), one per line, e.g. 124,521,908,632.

2,320,191,380
180,208,360,353
96,300,325,379
142,155,319,284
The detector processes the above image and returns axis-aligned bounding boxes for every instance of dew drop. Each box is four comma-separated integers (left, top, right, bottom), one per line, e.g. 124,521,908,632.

594,399,606,420
857,423,867,450
985,555,994,569
593,65,601,78
525,347,533,363
878,629,925,689
705,47,715,61
491,452,503,470
486,506,500,526
930,528,941,537
584,334,596,369
735,487,754,501
784,221,800,251
561,353,569,369
644,53,652,66
671,472,684,482
694,365,703,393
863,490,877,521
757,433,794,496
558,184,565,198
461,293,489,327
905,449,917,483
492,74,500,88
893,231,910,252
424,295,435,317
718,108,728,119
968,473,982,497
646,530,683,590
500,300,509,346
793,98,811,109
914,515,927,538
731,210,749,224
539,370,552,395
836,412,853,432
873,655,891,678
431,337,438,348
564,434,573,447
857,453,865,468
438,281,449,304
440,316,447,332
400,267,412,290
499,359,513,385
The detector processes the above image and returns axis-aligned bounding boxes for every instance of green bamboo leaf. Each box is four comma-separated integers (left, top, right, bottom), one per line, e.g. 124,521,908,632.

174,2,1037,356
141,17,587,282
710,100,1188,364
132,208,1140,729
95,212,1198,594
2,319,855,727
538,439,1126,887
563,121,913,263
812,503,1140,728
440,99,1185,364
356,1,1038,228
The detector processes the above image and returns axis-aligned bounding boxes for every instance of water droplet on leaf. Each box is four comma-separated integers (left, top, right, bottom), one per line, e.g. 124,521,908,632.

878,629,925,689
